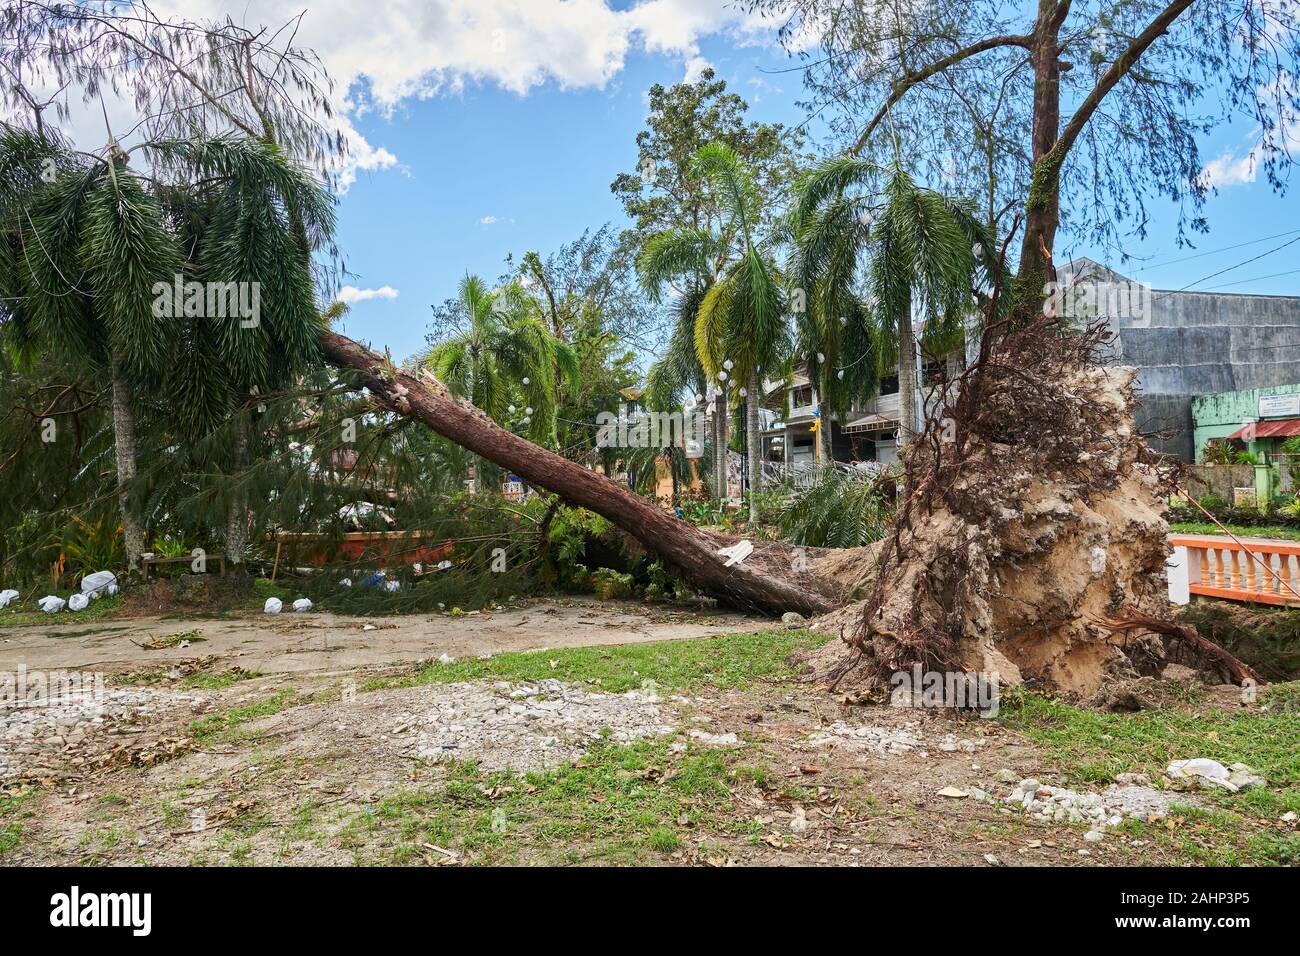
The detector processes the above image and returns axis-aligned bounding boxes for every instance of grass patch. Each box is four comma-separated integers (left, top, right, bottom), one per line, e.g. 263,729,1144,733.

0,787,35,857
346,736,758,865
1000,690,1300,865
0,593,124,629
1169,521,1300,542
365,628,832,695
189,690,296,741
180,668,262,690
1000,691,1299,789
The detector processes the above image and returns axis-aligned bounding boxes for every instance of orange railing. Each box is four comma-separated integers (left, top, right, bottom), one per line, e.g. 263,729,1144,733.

1169,534,1300,607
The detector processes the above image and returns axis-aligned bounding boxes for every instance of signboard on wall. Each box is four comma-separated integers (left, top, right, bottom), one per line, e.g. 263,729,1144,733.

1259,393,1300,418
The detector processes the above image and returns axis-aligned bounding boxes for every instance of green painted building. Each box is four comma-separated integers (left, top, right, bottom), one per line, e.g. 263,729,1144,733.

1192,383,1300,462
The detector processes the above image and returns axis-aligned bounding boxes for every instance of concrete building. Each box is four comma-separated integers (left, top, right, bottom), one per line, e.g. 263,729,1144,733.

1059,259,1300,462
758,259,1300,467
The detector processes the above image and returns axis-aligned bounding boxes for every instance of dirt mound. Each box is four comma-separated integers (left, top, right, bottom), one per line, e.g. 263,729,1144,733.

815,322,1178,698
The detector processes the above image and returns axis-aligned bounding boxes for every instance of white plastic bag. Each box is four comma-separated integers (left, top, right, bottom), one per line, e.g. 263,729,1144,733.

80,570,118,598
383,579,400,593
263,597,283,614
339,578,352,588
292,598,313,612
67,592,89,612
0,589,18,609
38,595,66,613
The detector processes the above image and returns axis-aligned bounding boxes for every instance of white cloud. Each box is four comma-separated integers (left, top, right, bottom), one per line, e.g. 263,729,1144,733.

337,285,400,303
1200,150,1258,188
479,215,499,225
19,1,796,193
683,56,712,84
1199,74,1299,191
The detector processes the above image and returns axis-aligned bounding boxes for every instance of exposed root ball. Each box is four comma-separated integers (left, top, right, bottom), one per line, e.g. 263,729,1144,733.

817,319,1178,698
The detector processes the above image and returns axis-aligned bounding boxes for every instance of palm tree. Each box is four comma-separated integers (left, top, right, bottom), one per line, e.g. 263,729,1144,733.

2,129,180,573
691,144,790,523
420,274,577,492
639,144,790,521
637,231,725,500
0,129,339,573
147,136,337,569
790,157,991,457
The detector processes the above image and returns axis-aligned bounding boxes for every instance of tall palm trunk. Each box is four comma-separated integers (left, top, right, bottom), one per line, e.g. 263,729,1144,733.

713,388,727,501
897,289,917,450
746,369,762,522
109,347,145,574
818,396,833,465
225,410,250,568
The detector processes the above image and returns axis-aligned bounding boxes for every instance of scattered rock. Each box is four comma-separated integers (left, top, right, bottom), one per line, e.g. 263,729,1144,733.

1004,778,1183,827
1167,758,1266,792
937,786,968,799
688,730,740,746
780,611,807,630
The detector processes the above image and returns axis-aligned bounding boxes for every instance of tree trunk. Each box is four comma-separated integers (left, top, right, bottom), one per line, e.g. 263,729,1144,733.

896,291,917,450
1015,0,1068,300
109,348,145,574
320,331,838,616
225,409,250,567
819,404,832,464
747,369,762,522
713,386,728,501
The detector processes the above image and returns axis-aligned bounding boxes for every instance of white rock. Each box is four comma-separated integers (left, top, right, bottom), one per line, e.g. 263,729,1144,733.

79,570,117,596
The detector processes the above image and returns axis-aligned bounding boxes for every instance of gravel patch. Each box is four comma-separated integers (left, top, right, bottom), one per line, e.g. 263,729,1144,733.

1,683,200,779
806,720,984,756
368,679,677,774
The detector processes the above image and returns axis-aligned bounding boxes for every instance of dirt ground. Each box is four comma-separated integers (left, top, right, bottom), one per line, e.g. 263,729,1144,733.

0,599,759,676
1,600,1294,867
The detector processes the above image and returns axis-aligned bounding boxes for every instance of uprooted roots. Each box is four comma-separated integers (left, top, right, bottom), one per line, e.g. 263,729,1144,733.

823,310,1254,698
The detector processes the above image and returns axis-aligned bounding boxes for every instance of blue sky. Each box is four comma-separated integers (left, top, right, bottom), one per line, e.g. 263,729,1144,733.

332,33,811,360
130,1,1297,362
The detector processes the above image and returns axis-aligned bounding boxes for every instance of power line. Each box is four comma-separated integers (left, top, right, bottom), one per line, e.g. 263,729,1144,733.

1134,228,1300,273
1153,233,1300,300
1211,267,1300,290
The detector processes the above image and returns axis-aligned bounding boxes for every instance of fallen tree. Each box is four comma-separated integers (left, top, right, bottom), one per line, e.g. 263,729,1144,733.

319,331,843,617
320,325,1262,694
